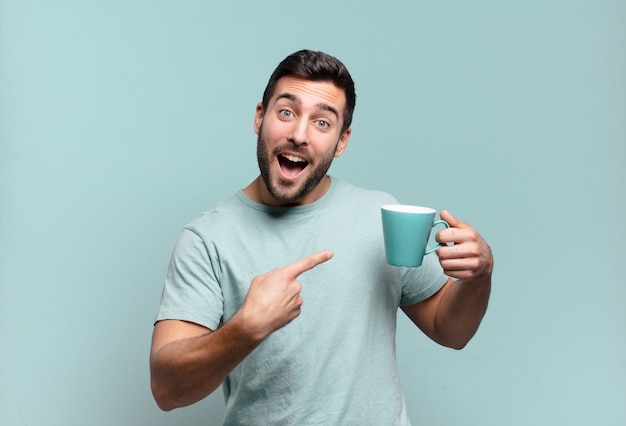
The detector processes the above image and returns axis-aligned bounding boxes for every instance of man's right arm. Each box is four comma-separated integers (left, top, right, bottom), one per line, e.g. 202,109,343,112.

150,315,263,411
149,249,334,411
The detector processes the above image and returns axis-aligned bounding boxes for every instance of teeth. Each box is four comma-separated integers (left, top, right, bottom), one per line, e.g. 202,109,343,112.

282,154,306,163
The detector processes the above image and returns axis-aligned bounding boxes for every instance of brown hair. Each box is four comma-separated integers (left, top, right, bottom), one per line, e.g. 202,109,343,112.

261,50,356,134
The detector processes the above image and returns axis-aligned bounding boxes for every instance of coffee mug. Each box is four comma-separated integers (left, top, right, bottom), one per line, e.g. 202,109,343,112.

381,205,450,267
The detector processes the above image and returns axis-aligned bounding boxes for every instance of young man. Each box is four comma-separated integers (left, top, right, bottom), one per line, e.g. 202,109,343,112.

150,50,493,425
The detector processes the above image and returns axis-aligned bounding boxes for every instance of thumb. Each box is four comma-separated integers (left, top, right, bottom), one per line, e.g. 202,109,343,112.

440,210,467,229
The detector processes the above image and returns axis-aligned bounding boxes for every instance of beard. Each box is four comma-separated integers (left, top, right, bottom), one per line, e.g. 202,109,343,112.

256,124,338,205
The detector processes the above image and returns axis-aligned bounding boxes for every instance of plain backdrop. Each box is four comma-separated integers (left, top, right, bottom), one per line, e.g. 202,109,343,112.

1,1,625,425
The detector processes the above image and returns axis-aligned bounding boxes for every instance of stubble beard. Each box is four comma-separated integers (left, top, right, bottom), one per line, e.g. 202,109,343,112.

256,126,337,205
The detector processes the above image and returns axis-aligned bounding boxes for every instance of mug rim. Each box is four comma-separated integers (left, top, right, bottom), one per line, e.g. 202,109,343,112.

381,204,436,214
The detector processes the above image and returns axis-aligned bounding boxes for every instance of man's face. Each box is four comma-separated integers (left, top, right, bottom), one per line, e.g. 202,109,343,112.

254,76,351,206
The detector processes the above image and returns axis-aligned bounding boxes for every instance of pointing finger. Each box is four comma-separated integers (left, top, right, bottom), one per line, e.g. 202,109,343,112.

284,250,334,278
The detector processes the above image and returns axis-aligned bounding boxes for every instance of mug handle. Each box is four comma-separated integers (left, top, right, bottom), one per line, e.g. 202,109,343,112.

424,219,450,254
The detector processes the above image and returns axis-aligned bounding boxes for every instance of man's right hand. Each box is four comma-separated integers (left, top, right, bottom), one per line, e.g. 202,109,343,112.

237,250,334,340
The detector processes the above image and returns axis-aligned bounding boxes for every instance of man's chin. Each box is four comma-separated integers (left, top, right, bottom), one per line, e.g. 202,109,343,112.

262,164,330,205
268,186,302,205
265,176,311,204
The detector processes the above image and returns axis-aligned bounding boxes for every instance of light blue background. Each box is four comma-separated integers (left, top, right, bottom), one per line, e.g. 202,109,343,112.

1,1,625,425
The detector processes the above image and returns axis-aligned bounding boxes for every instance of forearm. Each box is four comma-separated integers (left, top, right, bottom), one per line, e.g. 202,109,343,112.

150,314,263,411
434,273,491,349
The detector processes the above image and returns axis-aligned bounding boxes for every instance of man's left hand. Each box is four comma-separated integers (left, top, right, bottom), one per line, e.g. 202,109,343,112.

435,210,493,281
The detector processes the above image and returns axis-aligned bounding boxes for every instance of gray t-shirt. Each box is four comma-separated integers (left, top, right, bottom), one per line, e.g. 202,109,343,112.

156,177,448,425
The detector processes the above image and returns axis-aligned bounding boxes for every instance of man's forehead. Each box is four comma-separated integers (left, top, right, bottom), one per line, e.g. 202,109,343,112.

271,76,346,110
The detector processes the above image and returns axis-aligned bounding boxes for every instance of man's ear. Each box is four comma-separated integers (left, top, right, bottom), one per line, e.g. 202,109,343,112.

254,103,264,134
334,127,351,157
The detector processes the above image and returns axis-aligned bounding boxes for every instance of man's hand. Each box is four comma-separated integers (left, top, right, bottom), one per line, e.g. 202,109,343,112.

238,250,334,340
435,210,493,281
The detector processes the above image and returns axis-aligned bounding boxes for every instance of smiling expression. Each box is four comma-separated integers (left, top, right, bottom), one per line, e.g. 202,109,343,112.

252,76,351,206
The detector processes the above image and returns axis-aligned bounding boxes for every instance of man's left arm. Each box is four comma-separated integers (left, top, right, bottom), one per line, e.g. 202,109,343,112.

401,210,493,349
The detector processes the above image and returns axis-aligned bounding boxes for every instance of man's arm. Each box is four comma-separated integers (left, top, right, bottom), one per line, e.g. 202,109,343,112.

150,317,263,411
149,250,334,411
401,210,492,349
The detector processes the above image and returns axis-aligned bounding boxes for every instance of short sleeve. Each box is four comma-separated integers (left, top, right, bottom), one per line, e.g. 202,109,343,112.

155,228,224,330
399,252,448,306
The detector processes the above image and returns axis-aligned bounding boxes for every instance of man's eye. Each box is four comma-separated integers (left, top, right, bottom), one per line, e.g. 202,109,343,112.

316,120,329,128
280,110,293,118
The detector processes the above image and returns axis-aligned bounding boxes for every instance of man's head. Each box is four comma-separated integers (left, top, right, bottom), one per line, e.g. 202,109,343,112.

261,50,356,135
250,50,356,207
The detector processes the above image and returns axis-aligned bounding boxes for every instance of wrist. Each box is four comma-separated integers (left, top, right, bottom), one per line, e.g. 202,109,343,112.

481,248,494,278
228,309,270,345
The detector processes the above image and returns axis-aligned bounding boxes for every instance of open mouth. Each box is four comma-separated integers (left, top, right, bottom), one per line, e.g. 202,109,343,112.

278,154,309,179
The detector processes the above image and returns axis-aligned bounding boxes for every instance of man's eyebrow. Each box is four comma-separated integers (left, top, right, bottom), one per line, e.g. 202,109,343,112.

316,103,339,119
275,92,339,119
276,92,298,103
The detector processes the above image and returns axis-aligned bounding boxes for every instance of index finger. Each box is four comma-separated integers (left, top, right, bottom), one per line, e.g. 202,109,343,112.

283,250,334,278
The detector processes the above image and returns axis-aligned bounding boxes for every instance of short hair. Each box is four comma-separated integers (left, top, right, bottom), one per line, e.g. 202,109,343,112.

261,50,356,134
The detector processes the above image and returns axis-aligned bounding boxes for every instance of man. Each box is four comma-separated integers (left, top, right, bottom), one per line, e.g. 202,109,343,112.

150,50,493,425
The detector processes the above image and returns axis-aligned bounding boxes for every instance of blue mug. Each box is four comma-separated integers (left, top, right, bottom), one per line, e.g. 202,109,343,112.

381,205,449,267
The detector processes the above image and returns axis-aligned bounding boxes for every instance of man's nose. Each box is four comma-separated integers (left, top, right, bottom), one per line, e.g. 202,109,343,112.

288,119,308,146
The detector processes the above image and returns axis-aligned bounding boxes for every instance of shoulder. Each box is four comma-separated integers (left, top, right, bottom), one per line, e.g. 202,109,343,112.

183,192,248,239
331,177,398,207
